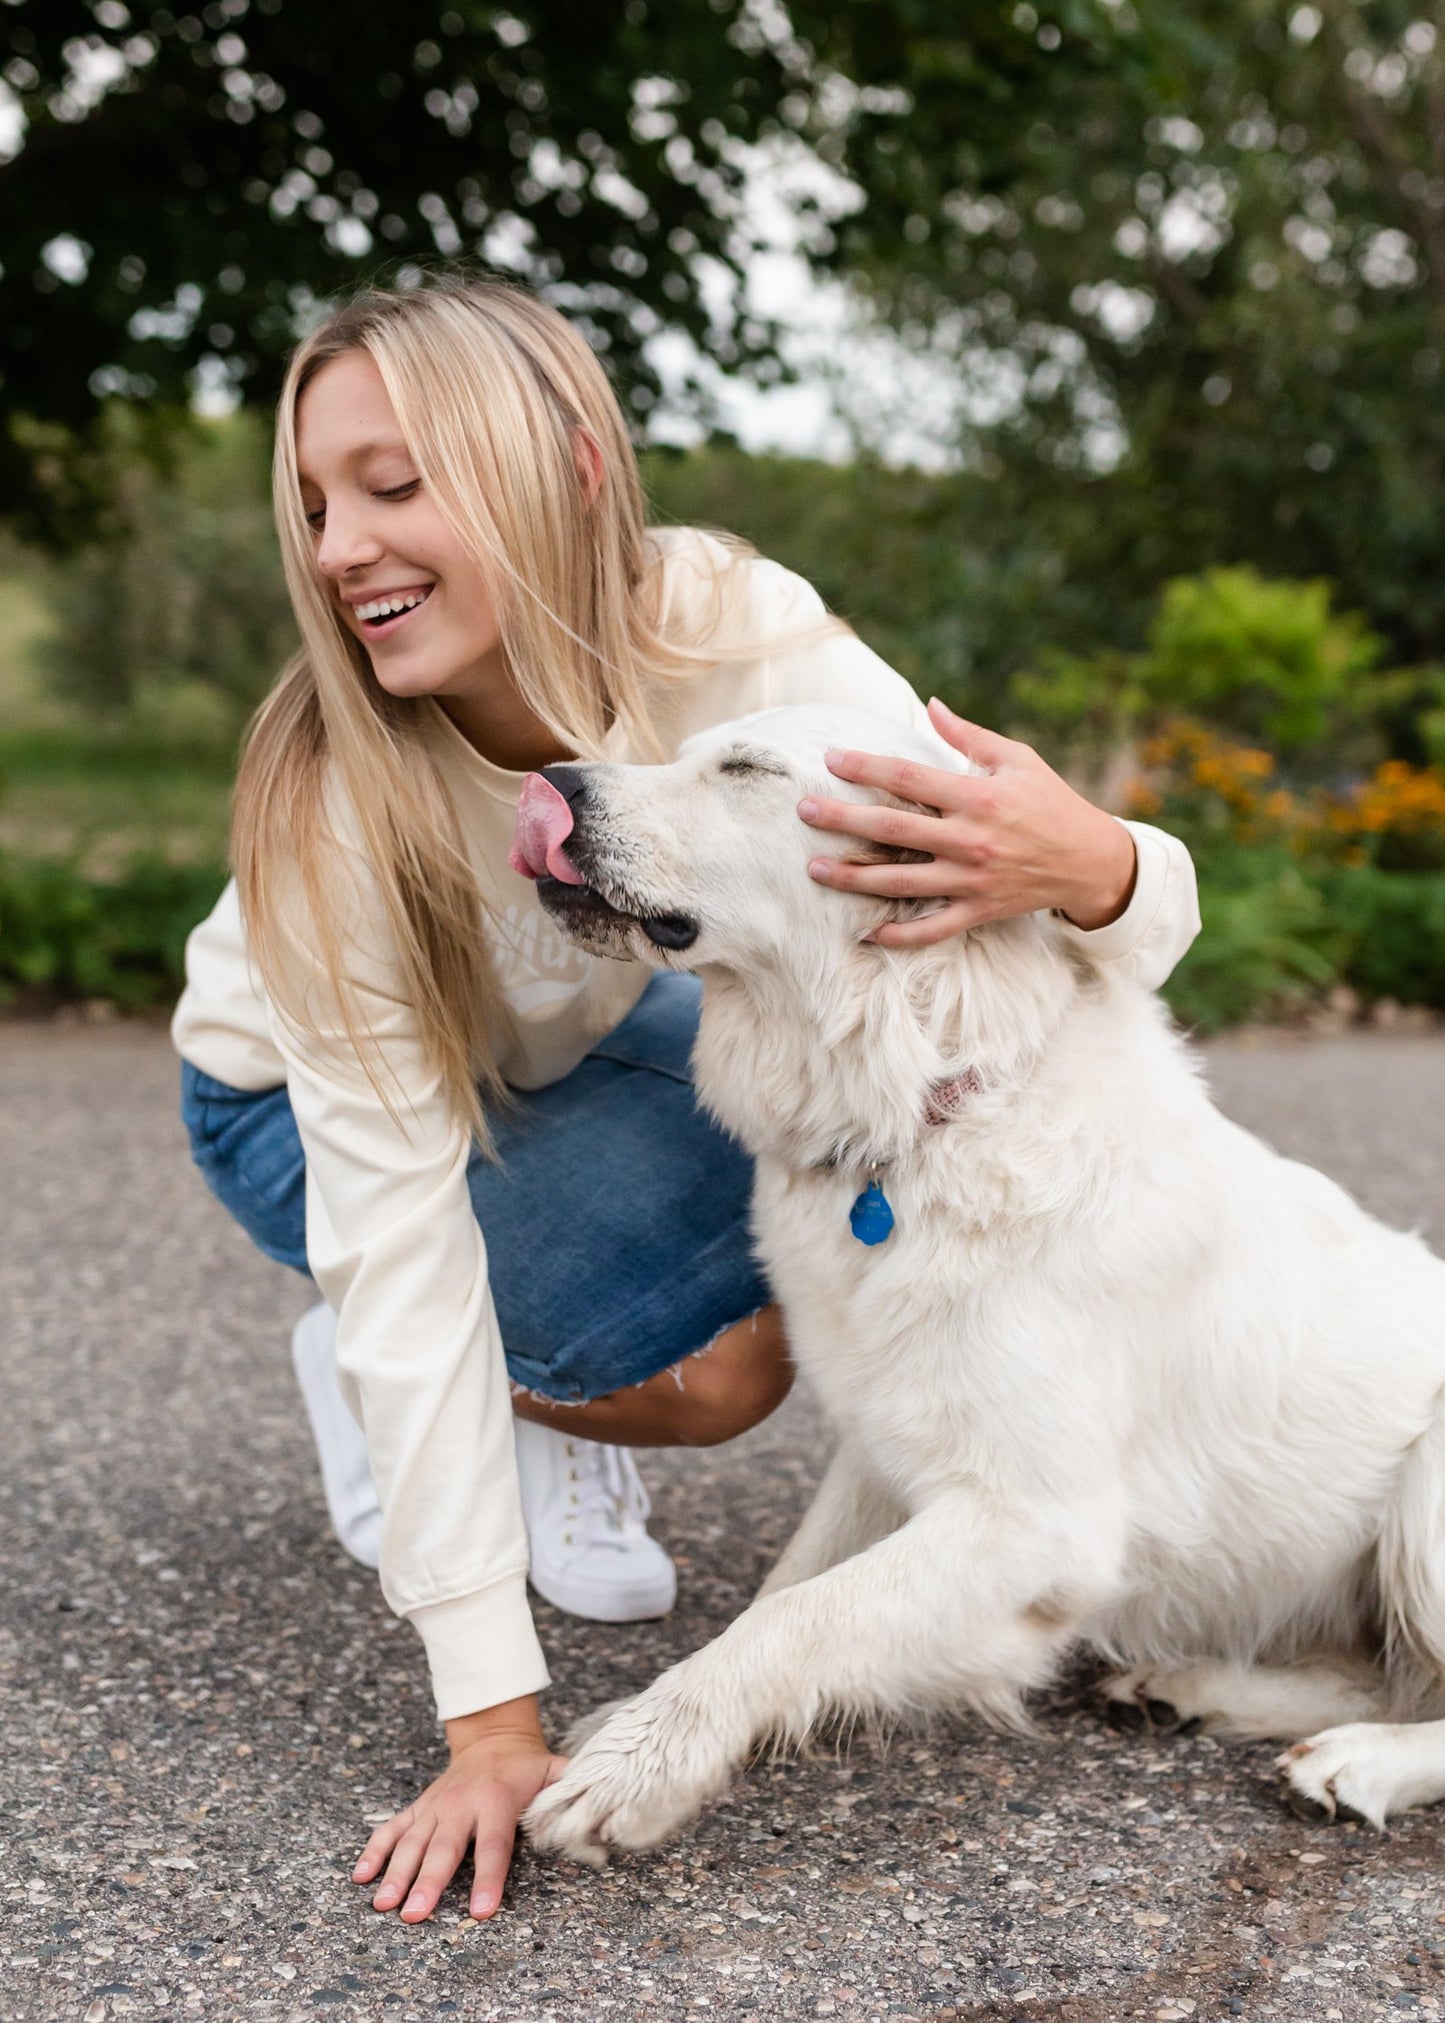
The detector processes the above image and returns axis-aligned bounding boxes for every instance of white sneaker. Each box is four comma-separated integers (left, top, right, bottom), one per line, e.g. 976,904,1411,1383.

514,1417,678,1623
289,1302,383,1571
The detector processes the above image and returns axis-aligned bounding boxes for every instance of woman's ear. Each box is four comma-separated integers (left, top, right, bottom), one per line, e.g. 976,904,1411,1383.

574,426,605,509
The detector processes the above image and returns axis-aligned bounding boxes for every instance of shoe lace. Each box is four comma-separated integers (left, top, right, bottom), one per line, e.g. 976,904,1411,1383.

563,1438,651,1548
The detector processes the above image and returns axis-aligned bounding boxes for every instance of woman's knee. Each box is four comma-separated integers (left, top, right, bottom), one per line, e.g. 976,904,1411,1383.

668,1305,794,1446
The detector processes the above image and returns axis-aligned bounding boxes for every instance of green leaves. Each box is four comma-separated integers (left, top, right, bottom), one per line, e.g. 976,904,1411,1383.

0,0,806,535
0,848,227,1006
1138,569,1383,754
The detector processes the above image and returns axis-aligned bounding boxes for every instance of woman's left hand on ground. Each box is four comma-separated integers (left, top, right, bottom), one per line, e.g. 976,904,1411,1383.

797,696,1139,949
353,1698,565,1923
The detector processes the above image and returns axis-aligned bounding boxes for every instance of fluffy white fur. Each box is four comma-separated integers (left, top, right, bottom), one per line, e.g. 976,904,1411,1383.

522,704,1445,1860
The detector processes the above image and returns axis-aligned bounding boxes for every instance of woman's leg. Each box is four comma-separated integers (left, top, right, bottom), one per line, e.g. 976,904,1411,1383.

512,1302,794,1447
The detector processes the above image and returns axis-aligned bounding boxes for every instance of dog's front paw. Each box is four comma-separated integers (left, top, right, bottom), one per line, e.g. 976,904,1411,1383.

525,1683,740,1864
1278,1726,1400,1829
560,1696,630,1756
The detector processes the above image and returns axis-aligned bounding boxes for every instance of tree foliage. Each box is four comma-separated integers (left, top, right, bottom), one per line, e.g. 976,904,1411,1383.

812,1,1445,660
0,0,1095,541
0,0,787,534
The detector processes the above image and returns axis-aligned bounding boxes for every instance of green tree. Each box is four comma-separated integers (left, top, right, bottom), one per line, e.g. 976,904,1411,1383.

0,0,1095,542
810,0,1445,662
36,407,290,724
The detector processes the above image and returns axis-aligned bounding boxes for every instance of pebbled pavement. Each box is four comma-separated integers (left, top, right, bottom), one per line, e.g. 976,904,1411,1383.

2,1019,1444,2023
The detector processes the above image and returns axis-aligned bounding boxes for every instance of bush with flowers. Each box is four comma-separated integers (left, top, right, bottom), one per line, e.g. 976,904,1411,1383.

1119,720,1445,1029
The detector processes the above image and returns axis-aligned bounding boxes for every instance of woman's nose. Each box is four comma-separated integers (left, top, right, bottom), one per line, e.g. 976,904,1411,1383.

315,503,386,579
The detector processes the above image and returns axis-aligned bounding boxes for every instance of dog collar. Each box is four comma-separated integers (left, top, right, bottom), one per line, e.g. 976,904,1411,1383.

835,1067,983,1246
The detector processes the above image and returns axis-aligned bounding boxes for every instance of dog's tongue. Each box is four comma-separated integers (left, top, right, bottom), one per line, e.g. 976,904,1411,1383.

508,772,585,885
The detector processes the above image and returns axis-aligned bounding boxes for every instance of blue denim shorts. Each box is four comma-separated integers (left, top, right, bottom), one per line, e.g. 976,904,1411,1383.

180,971,772,1402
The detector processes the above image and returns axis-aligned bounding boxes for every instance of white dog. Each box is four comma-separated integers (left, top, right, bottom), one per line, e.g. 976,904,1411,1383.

513,704,1445,1861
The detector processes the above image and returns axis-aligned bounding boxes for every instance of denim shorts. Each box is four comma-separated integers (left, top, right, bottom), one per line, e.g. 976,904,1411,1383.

180,971,772,1402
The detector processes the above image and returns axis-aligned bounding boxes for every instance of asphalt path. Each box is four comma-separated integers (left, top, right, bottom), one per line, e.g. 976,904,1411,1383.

3,1019,1444,2023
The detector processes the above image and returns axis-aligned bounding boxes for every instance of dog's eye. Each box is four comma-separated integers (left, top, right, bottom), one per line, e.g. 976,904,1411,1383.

718,753,787,778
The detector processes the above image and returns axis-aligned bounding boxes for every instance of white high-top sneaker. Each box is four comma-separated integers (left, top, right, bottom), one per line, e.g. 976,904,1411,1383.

290,1302,677,1622
514,1416,678,1623
289,1301,383,1571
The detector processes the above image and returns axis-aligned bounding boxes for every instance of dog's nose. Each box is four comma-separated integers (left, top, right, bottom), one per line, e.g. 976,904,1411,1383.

540,763,589,807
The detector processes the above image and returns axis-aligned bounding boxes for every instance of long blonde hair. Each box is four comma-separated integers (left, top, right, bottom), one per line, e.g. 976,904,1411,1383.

233,274,784,1149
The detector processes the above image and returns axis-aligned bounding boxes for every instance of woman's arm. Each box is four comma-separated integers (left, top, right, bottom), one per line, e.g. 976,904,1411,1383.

261,834,552,1914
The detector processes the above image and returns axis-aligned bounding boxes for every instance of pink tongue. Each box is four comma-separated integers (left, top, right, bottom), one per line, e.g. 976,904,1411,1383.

508,773,585,885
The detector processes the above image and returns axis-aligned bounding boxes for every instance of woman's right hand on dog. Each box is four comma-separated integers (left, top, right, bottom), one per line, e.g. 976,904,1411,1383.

352,1694,565,1923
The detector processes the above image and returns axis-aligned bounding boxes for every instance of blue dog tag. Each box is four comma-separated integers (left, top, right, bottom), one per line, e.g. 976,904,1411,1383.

849,1177,895,1246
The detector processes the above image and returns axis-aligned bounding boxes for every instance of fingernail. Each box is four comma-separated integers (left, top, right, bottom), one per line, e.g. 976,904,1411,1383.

471,1894,494,1918
808,859,832,882
797,798,819,821
824,749,846,766
404,1890,427,1914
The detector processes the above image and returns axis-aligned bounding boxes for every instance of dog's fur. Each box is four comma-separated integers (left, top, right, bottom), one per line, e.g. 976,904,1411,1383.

521,705,1445,1860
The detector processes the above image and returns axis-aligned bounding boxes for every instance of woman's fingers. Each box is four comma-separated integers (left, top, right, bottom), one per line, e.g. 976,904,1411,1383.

924,697,1021,771
866,898,988,949
372,1822,434,1912
353,1810,411,1884
820,747,985,814
808,854,964,897
469,1820,519,1922
798,794,953,853
399,1827,473,1923
356,1788,529,1923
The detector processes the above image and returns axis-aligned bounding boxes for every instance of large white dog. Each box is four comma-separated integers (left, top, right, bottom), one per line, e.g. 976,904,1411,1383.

512,704,1445,1861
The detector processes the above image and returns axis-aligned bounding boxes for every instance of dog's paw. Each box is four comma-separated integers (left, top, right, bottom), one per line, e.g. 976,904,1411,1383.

1278,1726,1402,1830
560,1696,631,1756
1101,1669,1206,1738
524,1686,739,1865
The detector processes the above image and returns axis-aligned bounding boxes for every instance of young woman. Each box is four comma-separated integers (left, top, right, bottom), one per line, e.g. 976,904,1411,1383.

173,275,1203,1923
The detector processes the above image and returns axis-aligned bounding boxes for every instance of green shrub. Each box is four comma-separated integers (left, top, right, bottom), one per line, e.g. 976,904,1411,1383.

1321,866,1445,1008
0,848,227,1007
1140,569,1382,755
1010,568,1403,771
1161,850,1340,1034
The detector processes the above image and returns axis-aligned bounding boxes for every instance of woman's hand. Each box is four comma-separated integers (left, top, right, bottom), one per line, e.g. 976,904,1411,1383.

797,696,1138,949
352,1694,564,1923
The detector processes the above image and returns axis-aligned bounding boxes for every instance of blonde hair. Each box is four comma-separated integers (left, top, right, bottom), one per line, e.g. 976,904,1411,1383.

233,274,795,1149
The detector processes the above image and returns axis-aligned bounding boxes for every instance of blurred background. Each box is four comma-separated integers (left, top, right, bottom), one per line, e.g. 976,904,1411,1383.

1,0,1443,1032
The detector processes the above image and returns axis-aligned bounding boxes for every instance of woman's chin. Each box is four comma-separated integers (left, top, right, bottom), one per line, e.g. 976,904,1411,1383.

368,655,451,702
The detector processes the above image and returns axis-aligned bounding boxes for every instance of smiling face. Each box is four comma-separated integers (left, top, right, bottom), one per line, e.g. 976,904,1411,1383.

517,706,961,976
293,348,507,713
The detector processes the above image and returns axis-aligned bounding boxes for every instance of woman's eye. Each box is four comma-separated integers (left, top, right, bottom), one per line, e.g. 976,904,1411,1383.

376,480,420,502
304,506,325,530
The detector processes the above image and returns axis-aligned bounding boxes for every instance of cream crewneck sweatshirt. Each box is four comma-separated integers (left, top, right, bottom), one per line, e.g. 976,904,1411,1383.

172,531,1203,1720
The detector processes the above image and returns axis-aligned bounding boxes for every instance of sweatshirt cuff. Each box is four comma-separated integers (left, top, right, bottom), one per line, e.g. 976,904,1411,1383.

1055,819,1168,965
408,1573,551,1722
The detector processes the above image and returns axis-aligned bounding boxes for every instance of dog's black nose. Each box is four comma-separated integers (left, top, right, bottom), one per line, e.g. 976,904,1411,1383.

541,763,589,807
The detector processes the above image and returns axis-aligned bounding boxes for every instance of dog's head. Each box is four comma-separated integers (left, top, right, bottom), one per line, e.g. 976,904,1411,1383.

509,705,972,981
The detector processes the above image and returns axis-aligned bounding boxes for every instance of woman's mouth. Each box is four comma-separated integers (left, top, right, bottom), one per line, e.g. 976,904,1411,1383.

351,585,434,640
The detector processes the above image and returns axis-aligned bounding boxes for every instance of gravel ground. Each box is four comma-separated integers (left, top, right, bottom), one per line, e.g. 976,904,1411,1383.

3,1019,1444,2023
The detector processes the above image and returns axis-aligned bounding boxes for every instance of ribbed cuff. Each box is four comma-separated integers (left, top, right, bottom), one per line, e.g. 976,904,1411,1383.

1056,819,1168,964
408,1573,551,1722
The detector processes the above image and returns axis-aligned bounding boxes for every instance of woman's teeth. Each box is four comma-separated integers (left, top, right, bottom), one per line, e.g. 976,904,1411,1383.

356,587,431,624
